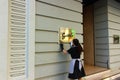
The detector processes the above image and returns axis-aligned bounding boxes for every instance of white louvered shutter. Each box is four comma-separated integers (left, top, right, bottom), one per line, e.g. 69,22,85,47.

8,0,27,80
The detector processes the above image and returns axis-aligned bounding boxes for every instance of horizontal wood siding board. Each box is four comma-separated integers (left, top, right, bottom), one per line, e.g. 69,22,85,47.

110,55,120,63
35,30,58,42
108,29,120,36
109,49,120,56
110,62,120,68
95,28,108,31
94,6,107,16
35,73,68,80
95,44,109,49
35,16,83,33
95,29,108,37
95,37,108,44
35,52,70,65
95,49,109,56
36,0,82,13
109,44,120,49
108,0,120,10
95,56,108,63
94,0,107,9
108,13,120,23
36,2,82,22
108,6,120,16
35,62,69,78
94,14,108,23
95,62,108,68
94,22,108,29
108,21,120,30
35,43,59,52
36,14,81,24
35,43,71,52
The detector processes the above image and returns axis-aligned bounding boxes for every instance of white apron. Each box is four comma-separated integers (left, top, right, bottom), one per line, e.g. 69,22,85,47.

69,59,82,73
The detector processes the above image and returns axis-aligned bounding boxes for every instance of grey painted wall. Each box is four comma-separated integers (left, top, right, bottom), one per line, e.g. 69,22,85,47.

35,0,83,80
94,0,109,68
94,0,120,69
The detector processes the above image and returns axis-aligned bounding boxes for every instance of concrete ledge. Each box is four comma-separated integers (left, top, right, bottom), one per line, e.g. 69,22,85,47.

83,67,120,80
84,70,111,80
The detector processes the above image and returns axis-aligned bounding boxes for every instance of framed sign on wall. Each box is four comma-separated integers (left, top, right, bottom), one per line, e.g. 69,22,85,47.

59,27,76,43
113,35,119,44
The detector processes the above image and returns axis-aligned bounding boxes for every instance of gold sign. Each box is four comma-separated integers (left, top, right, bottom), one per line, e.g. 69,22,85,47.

59,27,75,43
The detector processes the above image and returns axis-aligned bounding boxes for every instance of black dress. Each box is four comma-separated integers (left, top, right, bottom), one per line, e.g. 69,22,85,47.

67,46,86,79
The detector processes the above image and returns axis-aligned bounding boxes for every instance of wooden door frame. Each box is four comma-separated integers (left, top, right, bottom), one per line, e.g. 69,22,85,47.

83,4,95,66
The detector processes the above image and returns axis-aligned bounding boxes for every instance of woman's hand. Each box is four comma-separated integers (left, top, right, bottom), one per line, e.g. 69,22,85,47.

63,49,68,54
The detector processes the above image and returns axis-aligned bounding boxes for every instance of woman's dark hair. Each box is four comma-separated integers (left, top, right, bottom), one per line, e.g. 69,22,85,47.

73,39,83,52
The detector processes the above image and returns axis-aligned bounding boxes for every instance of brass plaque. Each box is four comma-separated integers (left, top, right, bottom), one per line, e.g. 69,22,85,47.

59,27,75,43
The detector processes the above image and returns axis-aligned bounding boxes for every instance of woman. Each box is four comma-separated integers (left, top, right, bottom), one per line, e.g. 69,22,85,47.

60,39,86,80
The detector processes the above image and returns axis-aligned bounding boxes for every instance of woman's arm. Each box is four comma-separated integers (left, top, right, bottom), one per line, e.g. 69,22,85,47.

59,43,68,54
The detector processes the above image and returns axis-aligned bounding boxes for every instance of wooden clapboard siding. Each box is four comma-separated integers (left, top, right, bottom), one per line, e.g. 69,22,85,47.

95,37,108,44
35,73,68,80
35,0,83,80
108,0,120,10
110,62,120,68
108,0,120,68
94,0,109,68
35,16,83,34
94,0,107,9
36,1,82,23
35,30,58,42
94,22,108,30
109,49,120,55
95,50,109,56
36,0,82,13
35,52,70,65
108,13,120,23
108,29,120,36
96,56,108,64
94,6,107,16
95,44,109,49
95,62,108,68
94,14,108,23
108,6,120,16
35,62,69,79
95,29,108,37
35,43,59,52
110,55,120,63
109,44,120,49
108,21,120,30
